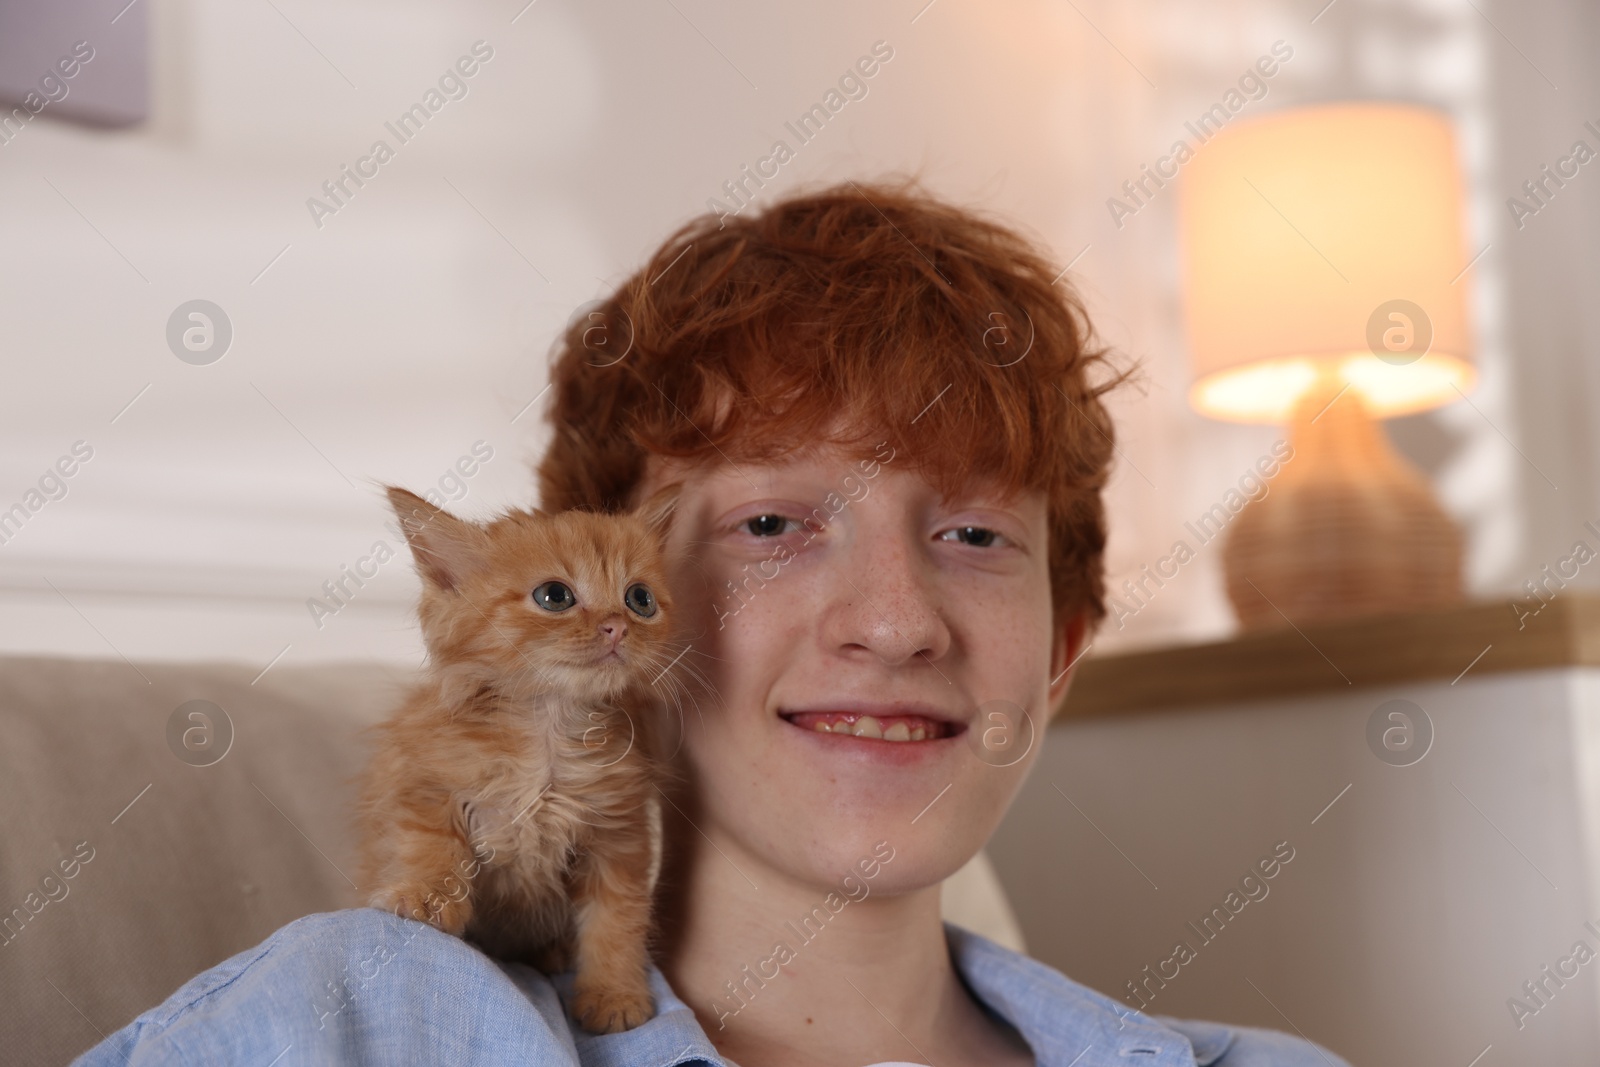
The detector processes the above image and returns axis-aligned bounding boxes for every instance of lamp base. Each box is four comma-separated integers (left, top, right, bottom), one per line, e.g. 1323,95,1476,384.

1222,381,1463,629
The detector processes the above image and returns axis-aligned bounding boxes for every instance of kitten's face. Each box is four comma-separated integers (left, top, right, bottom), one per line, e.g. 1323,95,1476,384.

473,510,675,703
387,489,678,706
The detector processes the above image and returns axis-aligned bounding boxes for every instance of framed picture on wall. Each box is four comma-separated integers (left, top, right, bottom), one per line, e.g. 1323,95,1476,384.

0,0,147,131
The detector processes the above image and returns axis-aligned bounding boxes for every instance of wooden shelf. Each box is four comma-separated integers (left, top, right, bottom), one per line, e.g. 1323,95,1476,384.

1056,594,1600,719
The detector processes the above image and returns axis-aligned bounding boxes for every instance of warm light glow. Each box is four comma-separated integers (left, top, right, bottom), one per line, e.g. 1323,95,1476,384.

1191,352,1477,423
1177,103,1476,423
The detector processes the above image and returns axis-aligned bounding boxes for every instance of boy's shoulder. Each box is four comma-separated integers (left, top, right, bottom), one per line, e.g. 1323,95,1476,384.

73,909,584,1066
76,908,731,1067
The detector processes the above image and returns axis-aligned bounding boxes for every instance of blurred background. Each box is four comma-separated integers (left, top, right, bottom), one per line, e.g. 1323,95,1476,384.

3,0,1595,659
3,1,1598,1065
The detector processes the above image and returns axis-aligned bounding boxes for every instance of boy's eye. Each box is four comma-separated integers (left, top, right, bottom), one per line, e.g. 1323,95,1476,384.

532,581,576,611
744,514,793,537
941,525,1002,548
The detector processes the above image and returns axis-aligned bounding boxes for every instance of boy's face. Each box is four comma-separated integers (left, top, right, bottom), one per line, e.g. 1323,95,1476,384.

634,440,1084,896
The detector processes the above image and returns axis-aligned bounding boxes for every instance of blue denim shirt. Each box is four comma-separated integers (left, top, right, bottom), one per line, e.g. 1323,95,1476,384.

73,909,1347,1066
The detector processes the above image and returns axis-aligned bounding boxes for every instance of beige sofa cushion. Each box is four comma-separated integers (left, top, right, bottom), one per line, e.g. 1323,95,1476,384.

0,655,404,1065
0,653,1024,1065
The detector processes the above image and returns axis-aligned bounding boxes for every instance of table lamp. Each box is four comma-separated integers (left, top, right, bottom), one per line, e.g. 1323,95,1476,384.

1176,102,1476,628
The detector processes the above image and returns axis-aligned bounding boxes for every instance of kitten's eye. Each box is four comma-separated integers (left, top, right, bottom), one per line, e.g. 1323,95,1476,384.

624,583,657,618
744,514,793,537
940,525,1003,548
532,581,576,611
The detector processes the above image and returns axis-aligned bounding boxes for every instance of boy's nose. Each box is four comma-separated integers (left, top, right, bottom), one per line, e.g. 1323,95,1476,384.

829,545,950,668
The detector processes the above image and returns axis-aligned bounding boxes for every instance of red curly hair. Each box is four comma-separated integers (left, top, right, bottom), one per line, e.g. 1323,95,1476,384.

535,180,1123,631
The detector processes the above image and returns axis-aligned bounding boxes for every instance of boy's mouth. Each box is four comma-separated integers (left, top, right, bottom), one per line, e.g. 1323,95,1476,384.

779,710,960,742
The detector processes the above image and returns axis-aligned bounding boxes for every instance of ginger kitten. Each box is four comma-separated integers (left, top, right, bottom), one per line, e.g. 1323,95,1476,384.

357,483,687,1033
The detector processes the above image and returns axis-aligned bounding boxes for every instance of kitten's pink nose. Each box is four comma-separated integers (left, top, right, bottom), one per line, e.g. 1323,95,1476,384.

598,616,628,649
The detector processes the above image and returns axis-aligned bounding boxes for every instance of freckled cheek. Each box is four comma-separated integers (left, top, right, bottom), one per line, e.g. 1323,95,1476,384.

715,580,811,710
962,575,1054,695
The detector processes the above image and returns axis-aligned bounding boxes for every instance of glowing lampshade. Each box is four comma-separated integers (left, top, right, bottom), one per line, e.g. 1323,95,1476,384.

1175,102,1477,629
1178,102,1476,423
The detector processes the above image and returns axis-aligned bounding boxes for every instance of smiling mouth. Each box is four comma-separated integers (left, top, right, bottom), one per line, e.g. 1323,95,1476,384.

780,711,960,742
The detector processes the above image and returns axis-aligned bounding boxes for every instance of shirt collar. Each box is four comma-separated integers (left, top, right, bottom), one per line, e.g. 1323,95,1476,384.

548,923,1233,1067
943,922,1232,1067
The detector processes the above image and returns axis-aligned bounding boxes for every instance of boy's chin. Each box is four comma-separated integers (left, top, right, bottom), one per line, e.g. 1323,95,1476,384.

775,820,979,900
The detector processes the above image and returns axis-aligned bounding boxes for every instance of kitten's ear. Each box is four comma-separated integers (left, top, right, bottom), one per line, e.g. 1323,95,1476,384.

633,481,683,543
385,486,487,594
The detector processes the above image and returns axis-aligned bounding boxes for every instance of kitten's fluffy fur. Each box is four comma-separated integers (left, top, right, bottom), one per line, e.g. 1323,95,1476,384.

357,484,684,1033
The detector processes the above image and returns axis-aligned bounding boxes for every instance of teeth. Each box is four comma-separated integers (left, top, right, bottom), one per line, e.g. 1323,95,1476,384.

799,713,938,740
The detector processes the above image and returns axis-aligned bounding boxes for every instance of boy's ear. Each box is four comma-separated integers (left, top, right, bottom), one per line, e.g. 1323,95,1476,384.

1046,609,1092,718
385,486,487,594
634,481,684,543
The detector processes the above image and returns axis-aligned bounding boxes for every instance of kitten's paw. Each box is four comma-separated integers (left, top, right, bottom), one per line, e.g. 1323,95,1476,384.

531,937,573,976
570,982,654,1034
370,884,472,936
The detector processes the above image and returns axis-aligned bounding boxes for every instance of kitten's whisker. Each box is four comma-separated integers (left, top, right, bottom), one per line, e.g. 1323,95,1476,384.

677,678,707,735
637,658,687,703
638,651,707,735
652,640,718,683
647,644,694,686
643,680,691,761
656,663,712,700
629,649,704,753
663,669,700,710
656,682,687,722
676,638,727,667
